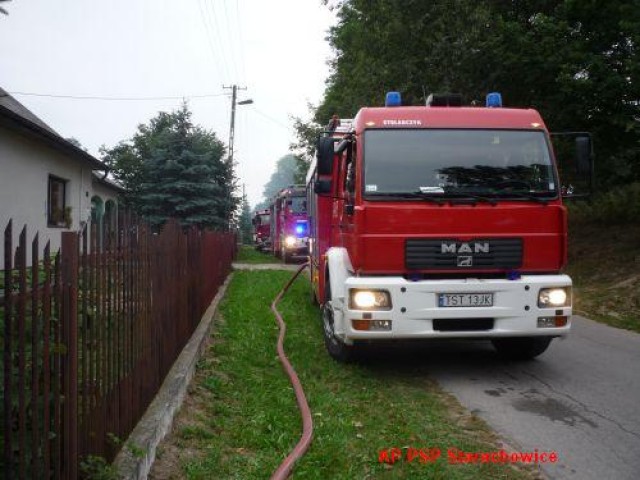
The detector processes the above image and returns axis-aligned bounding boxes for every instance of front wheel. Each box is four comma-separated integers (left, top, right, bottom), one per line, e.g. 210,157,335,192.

492,337,553,360
322,300,355,363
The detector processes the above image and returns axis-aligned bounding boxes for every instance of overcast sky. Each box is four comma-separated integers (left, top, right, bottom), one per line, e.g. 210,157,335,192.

0,0,335,207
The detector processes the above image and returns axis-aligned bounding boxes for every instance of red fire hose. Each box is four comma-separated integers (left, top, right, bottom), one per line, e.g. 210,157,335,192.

270,263,314,480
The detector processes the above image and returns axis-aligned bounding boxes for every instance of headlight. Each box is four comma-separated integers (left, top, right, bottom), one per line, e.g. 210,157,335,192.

284,236,296,248
349,289,392,310
538,287,571,308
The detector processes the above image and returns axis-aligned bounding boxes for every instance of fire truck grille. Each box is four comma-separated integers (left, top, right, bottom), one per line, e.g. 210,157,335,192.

405,238,523,270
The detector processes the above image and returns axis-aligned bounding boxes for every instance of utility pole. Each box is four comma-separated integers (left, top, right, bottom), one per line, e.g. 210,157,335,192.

223,85,252,233
223,84,252,166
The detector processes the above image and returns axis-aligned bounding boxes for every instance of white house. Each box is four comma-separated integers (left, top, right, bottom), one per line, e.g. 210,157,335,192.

0,87,122,267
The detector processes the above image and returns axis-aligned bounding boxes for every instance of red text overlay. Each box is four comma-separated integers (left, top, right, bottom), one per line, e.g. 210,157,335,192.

378,447,559,465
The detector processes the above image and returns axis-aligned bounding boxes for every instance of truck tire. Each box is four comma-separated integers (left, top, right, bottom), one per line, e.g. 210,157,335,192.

492,337,553,360
322,279,355,362
282,246,291,264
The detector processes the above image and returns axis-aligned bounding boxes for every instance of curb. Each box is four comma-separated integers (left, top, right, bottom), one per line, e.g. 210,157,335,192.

113,273,233,479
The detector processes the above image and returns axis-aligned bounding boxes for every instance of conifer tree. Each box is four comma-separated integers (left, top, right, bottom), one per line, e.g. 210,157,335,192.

238,193,253,245
103,103,237,230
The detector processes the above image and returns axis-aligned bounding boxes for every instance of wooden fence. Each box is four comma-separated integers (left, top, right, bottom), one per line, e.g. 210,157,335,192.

1,217,235,478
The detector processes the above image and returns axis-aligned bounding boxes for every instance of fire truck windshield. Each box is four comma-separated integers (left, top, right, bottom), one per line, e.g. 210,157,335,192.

258,213,270,225
288,196,307,214
363,129,557,198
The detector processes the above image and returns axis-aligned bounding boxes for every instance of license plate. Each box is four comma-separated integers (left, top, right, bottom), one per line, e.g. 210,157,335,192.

438,293,493,307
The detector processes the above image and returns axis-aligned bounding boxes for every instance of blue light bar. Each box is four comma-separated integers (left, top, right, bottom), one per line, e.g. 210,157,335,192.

385,91,402,107
486,92,502,108
295,223,307,237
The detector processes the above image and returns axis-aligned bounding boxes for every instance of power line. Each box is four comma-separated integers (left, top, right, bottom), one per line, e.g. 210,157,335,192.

206,0,237,82
235,0,248,84
197,0,230,83
251,108,290,130
200,0,232,84
7,91,228,101
220,0,240,82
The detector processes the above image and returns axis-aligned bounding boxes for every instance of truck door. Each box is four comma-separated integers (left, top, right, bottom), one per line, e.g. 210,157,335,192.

337,140,357,253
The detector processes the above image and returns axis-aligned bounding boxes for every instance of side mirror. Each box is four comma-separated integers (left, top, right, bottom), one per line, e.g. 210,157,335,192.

314,179,332,195
576,136,592,175
316,137,334,175
551,131,594,198
335,138,350,155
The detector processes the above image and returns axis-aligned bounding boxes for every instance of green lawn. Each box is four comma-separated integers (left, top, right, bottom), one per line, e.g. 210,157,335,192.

567,222,640,333
151,271,534,480
235,245,280,264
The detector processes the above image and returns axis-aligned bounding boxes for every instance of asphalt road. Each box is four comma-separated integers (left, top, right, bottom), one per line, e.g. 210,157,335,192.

412,315,640,480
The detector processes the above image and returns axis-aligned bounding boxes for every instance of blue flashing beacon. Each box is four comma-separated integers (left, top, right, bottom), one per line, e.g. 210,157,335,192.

486,92,502,108
385,91,402,107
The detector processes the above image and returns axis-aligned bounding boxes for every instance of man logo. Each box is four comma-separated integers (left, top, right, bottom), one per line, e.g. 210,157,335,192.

441,242,490,254
457,256,473,267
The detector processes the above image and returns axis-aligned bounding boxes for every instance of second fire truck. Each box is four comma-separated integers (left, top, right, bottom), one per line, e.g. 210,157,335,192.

270,185,309,262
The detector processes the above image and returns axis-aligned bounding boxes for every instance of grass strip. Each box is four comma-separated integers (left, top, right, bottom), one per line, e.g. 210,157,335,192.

235,246,281,264
151,271,534,479
567,223,640,333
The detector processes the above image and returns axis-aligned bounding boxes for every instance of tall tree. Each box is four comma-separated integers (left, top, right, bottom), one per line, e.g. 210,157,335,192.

102,103,237,230
238,193,253,245
304,0,640,187
291,115,324,183
0,0,10,16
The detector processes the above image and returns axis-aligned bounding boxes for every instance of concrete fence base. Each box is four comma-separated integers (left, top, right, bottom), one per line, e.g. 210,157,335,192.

113,274,233,479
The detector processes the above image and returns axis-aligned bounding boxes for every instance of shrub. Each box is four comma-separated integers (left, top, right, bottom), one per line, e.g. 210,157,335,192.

567,183,640,225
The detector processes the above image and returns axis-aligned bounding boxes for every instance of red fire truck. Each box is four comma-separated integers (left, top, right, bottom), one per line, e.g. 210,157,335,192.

252,209,271,252
307,92,592,362
270,185,309,262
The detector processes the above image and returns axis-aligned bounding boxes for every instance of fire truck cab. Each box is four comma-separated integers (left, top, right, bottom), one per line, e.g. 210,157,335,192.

270,185,309,263
307,92,592,362
252,209,271,252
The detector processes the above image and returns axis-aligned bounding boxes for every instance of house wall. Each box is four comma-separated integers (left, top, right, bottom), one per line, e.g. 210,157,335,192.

92,180,120,206
0,126,95,267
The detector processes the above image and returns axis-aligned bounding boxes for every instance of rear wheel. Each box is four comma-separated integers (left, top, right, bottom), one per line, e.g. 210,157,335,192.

322,279,355,362
492,337,553,360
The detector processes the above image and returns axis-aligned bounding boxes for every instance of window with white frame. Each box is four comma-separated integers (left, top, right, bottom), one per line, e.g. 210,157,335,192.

48,175,67,227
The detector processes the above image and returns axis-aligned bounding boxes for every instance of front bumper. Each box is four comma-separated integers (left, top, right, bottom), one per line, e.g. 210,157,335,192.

338,275,572,341
284,237,309,255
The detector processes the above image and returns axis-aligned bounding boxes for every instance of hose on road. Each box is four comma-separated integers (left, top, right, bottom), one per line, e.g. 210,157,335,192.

270,263,313,480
